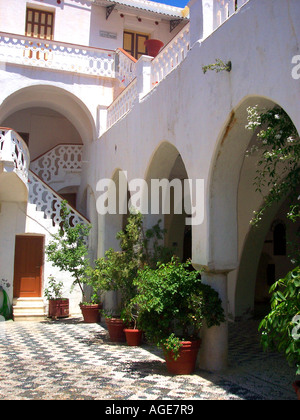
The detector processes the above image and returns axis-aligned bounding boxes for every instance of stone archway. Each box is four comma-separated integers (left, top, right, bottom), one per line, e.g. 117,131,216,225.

0,84,96,146
143,141,191,261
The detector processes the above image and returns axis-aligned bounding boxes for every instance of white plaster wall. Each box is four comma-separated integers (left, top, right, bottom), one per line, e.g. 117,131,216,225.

86,0,300,319
0,201,27,304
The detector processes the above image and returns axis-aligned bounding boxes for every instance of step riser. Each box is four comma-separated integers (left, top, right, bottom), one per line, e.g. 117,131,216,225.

13,298,46,321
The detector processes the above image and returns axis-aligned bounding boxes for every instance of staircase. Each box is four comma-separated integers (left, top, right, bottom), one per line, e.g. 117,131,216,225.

12,145,89,322
12,297,46,322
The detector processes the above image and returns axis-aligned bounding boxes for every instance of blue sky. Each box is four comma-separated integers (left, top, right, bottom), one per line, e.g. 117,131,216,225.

151,0,189,8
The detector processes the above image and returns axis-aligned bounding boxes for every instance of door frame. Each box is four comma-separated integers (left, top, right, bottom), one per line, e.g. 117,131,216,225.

13,234,45,298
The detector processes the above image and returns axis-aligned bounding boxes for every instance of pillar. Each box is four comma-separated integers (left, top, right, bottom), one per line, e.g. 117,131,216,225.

198,271,228,371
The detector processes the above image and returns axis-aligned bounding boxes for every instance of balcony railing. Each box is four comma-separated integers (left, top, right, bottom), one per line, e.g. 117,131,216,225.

151,23,190,87
0,128,30,185
30,143,83,184
0,32,133,81
28,170,90,228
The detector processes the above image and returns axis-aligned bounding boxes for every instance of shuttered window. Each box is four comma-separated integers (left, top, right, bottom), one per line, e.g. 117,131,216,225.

25,8,54,40
123,31,148,60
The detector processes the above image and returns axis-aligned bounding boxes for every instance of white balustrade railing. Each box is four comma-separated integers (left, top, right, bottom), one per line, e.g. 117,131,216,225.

115,48,137,87
0,128,30,184
0,32,116,78
151,23,190,87
30,144,83,184
107,78,138,129
28,170,89,228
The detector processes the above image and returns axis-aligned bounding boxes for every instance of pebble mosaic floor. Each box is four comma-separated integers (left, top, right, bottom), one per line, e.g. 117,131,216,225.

0,318,297,400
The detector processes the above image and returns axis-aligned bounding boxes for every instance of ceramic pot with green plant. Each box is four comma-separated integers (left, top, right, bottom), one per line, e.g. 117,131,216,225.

132,257,225,374
80,293,103,323
87,212,173,342
122,301,143,346
44,275,69,319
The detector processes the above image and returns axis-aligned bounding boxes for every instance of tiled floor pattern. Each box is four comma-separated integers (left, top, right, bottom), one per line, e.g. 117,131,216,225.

0,318,297,400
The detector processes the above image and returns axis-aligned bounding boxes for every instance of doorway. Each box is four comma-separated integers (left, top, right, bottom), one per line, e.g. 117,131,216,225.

13,235,44,298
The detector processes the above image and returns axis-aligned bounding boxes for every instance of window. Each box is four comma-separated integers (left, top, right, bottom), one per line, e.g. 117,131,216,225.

123,31,148,60
25,8,54,40
273,221,286,256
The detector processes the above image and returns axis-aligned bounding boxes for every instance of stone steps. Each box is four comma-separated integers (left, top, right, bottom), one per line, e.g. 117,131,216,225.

13,297,46,322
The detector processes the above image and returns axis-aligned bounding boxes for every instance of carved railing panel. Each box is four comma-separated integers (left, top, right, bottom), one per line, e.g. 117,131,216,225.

30,144,83,183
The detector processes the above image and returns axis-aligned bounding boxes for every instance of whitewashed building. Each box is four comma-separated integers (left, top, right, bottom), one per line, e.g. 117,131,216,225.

0,0,299,371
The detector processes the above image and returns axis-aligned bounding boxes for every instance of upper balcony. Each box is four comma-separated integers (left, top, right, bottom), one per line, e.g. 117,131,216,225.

0,128,30,202
0,32,136,87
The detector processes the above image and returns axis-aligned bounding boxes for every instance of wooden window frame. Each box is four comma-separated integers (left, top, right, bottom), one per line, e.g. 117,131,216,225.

25,8,54,40
123,30,149,60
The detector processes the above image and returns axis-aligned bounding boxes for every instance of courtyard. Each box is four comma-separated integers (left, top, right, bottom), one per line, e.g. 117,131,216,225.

0,317,296,401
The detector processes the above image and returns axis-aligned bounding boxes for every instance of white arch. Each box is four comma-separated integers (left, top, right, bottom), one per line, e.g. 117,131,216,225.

0,85,96,143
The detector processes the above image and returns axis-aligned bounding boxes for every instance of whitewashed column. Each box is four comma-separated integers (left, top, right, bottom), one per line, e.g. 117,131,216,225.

198,271,228,371
136,55,153,101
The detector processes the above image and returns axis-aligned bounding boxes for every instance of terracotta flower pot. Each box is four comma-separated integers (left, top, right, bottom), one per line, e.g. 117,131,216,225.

144,39,164,57
292,381,300,400
124,328,143,346
105,318,126,342
164,339,201,375
48,298,69,318
80,303,102,323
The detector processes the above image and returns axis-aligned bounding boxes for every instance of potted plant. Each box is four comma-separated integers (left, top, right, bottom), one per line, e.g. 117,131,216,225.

259,266,300,399
79,292,103,323
132,257,225,374
144,39,164,57
45,201,102,322
44,275,69,319
122,301,143,346
89,211,173,342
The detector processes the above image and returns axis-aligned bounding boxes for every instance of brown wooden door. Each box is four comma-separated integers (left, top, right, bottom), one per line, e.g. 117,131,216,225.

13,236,44,298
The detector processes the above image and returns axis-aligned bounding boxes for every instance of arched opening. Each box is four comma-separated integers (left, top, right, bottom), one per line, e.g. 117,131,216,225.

234,101,300,321
0,85,96,145
144,141,191,262
208,95,299,374
0,85,96,211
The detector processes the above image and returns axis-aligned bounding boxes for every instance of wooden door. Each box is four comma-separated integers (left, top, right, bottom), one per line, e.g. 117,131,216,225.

13,236,44,298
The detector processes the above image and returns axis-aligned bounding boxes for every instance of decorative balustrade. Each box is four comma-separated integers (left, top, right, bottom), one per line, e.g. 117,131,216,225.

151,23,190,87
107,78,138,129
30,144,83,184
0,128,30,184
0,32,116,78
28,170,89,228
115,48,137,87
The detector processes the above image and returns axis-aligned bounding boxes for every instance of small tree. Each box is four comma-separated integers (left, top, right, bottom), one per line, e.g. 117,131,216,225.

46,201,91,302
245,105,299,235
87,211,173,319
246,105,300,377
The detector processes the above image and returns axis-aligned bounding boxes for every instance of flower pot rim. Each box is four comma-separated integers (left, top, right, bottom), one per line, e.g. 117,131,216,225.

49,297,69,301
144,39,164,45
123,328,143,332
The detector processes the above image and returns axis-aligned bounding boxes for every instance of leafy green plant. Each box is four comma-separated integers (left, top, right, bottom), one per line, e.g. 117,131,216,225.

259,267,300,375
45,201,91,302
44,276,64,300
202,59,232,74
87,212,173,318
132,257,225,359
245,105,299,236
